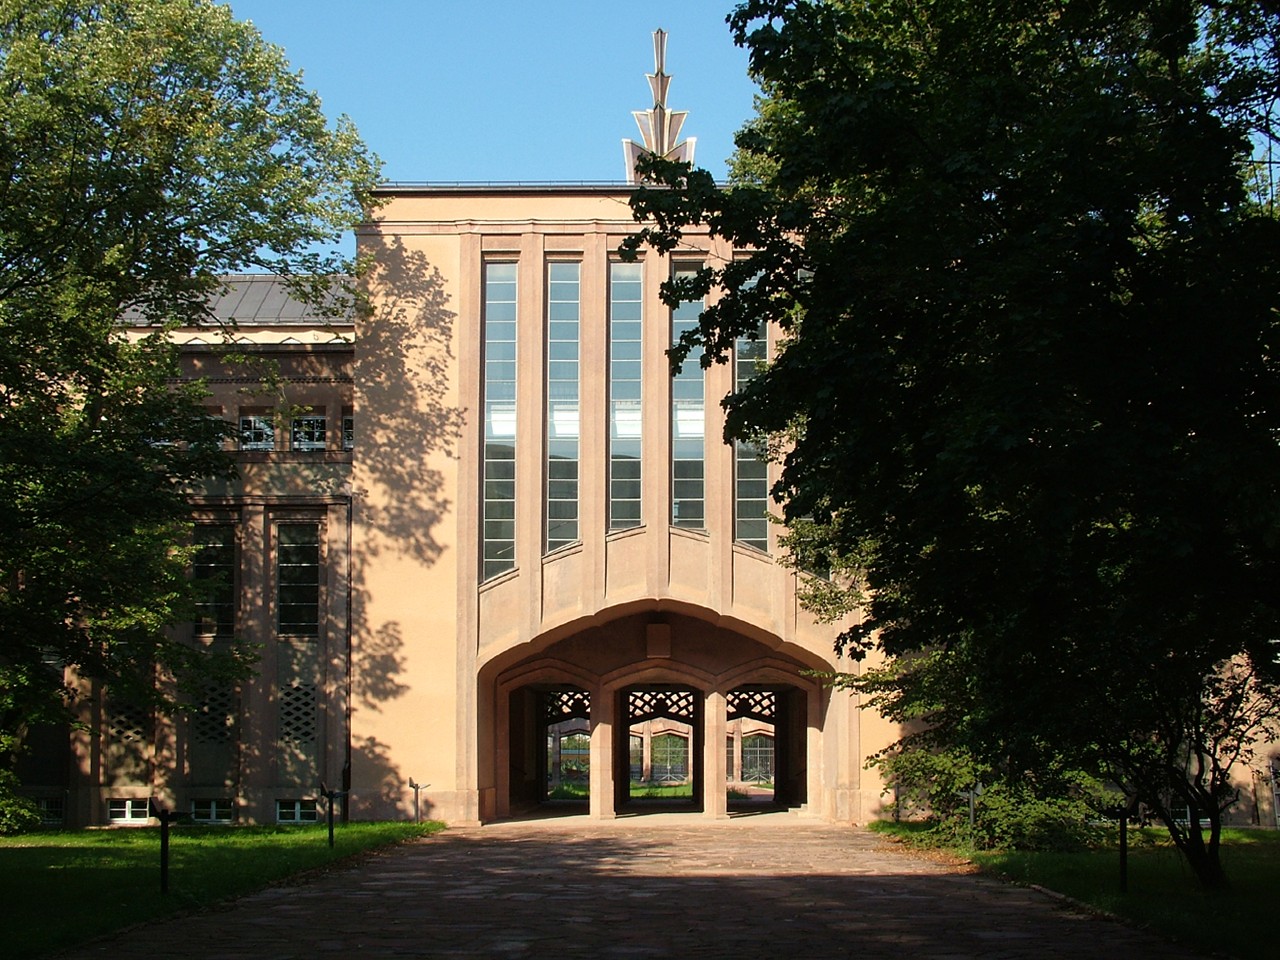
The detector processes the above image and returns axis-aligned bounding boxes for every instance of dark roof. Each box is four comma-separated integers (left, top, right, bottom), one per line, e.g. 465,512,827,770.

123,275,353,326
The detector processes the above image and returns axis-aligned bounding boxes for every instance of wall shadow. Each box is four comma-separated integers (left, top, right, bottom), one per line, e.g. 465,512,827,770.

343,235,465,817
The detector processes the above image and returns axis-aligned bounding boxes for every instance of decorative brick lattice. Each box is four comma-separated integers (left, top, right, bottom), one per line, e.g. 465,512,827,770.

107,704,150,744
628,688,694,723
192,686,237,746
545,689,591,722
279,682,317,746
727,689,777,722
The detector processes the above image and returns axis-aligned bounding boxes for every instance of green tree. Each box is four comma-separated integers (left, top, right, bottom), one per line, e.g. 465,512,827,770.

627,0,1280,887
0,0,378,784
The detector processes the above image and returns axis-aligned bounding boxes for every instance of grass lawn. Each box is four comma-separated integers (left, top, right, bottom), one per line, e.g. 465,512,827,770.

546,781,697,800
629,781,694,798
0,821,444,958
870,821,1278,959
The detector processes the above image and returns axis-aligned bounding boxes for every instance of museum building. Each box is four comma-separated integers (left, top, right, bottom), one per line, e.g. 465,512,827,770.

16,33,1279,829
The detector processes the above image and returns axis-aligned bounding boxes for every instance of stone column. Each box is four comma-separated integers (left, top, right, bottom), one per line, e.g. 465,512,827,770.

702,689,728,819
589,685,616,819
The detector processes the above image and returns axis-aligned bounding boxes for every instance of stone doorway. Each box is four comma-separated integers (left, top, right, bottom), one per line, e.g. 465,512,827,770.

727,687,776,807
508,686,592,811
617,686,703,812
725,685,807,810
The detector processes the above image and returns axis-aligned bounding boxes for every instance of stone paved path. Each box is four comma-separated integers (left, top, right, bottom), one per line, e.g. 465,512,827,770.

58,811,1209,960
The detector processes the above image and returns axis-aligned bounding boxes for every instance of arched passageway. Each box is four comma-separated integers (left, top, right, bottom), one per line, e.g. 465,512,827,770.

486,610,824,821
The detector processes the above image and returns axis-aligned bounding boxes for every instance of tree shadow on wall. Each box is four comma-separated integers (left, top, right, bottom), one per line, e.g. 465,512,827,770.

351,236,463,709
349,733,437,821
343,236,464,816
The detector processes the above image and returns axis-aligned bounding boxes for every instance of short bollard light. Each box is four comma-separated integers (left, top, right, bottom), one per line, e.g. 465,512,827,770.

408,778,429,823
318,782,348,849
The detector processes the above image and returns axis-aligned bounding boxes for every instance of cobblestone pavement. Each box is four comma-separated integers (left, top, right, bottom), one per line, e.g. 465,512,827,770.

58,810,1209,960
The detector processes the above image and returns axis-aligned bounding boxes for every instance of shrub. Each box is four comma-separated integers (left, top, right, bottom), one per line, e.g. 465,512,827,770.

0,770,40,835
875,744,1103,851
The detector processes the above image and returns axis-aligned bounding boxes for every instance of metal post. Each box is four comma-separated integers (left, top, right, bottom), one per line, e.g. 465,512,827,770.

150,800,183,895
1119,806,1129,894
408,779,428,823
319,782,349,849
327,788,336,848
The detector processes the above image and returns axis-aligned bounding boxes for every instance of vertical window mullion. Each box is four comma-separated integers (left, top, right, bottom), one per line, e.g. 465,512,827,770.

483,262,518,579
609,262,644,530
734,322,769,551
546,262,580,552
275,522,320,637
670,266,704,529
193,524,236,637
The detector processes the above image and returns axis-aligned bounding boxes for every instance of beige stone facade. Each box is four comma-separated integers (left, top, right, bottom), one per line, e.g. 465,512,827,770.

350,185,885,825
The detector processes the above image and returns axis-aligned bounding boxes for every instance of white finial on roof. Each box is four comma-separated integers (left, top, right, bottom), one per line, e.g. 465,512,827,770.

623,29,696,184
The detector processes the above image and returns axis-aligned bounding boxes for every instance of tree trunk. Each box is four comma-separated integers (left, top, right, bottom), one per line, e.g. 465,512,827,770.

1154,801,1230,889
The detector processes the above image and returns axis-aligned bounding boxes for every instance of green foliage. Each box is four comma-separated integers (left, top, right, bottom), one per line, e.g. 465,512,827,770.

871,736,1103,851
0,768,39,834
627,0,1280,889
0,0,378,740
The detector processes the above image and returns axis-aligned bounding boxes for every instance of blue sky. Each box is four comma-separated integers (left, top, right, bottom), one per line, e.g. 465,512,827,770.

225,1,760,185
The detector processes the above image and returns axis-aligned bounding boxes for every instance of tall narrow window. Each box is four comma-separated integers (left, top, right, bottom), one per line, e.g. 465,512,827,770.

546,262,580,552
609,263,643,530
276,523,320,637
483,262,518,579
735,324,769,551
670,266,704,528
192,524,235,637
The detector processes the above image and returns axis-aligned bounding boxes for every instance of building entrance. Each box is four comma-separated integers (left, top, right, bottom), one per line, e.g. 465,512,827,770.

619,686,702,810
489,612,823,821
502,676,811,819
544,689,591,802
727,687,777,807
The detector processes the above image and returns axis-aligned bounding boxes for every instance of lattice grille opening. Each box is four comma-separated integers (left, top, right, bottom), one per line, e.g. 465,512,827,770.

279,682,317,746
545,689,591,722
628,688,694,722
192,685,237,746
727,689,777,722
107,704,150,744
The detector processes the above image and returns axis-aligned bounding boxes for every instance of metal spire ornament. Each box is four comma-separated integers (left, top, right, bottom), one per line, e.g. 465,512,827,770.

623,29,696,184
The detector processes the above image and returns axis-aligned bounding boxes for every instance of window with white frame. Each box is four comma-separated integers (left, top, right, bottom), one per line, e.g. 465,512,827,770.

546,261,580,552
291,415,327,451
276,798,319,823
108,798,151,822
239,412,274,451
191,798,235,823
342,413,354,451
